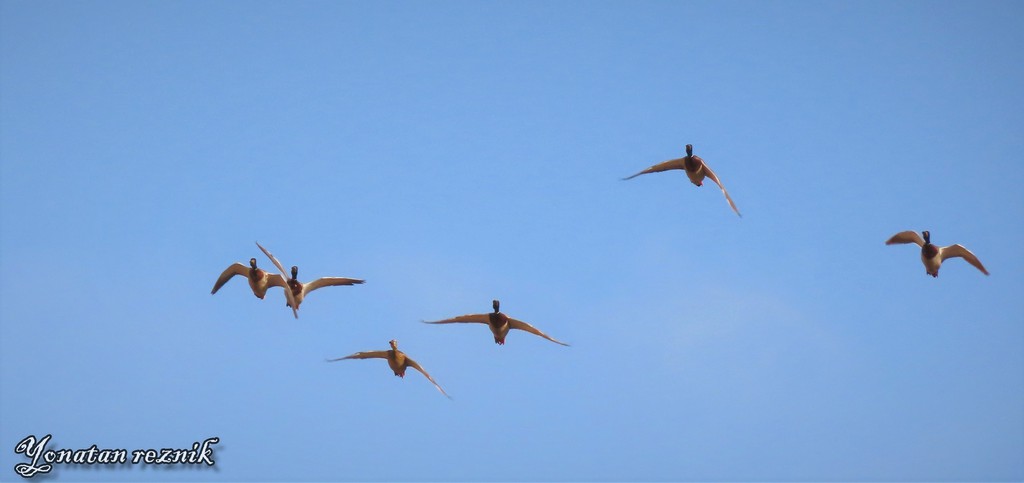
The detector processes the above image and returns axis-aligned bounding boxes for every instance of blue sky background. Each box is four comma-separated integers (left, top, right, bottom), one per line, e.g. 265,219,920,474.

1,1,1022,481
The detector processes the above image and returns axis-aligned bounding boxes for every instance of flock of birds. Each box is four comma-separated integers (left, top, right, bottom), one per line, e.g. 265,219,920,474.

210,143,989,398
211,242,569,398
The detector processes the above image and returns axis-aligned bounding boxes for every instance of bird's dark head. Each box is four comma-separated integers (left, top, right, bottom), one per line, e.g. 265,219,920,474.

249,258,258,269
492,299,500,313
922,231,931,244
290,266,299,279
685,144,694,156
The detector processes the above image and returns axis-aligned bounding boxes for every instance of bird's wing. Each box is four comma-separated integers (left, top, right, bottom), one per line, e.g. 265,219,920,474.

304,277,366,294
701,163,741,217
422,314,490,324
622,158,686,180
940,244,989,275
885,231,925,247
265,273,289,289
326,351,389,362
255,241,298,318
405,357,452,399
211,263,248,294
508,317,570,346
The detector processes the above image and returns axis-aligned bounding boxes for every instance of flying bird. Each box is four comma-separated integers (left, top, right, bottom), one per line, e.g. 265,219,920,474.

280,265,364,309
327,340,450,399
623,143,741,216
424,299,569,346
256,242,299,318
885,230,988,277
211,257,287,299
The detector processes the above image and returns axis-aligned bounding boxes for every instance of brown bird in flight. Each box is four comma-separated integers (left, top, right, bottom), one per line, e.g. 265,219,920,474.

885,230,988,277
281,265,364,309
424,299,569,346
327,339,450,399
211,257,287,299
256,241,300,318
255,242,365,317
623,143,741,217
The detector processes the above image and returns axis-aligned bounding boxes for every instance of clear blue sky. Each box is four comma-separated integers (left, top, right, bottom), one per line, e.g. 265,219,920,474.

2,1,1022,481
